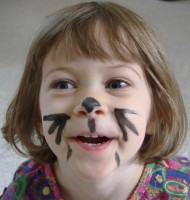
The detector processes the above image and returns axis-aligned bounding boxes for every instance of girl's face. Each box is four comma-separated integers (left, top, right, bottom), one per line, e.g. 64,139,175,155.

39,49,152,180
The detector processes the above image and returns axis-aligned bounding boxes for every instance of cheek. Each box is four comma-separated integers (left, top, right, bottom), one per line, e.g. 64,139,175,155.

117,91,152,120
135,119,148,137
42,122,68,156
119,111,149,156
41,121,54,144
39,88,74,114
135,96,152,127
117,108,151,140
122,133,145,157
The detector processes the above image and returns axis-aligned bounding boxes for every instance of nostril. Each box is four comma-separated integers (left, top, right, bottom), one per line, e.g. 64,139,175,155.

78,111,87,116
95,110,104,115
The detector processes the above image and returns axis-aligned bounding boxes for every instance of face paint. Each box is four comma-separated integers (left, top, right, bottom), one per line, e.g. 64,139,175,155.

67,144,72,161
43,114,70,145
82,97,101,113
115,152,120,167
88,118,96,133
114,108,138,141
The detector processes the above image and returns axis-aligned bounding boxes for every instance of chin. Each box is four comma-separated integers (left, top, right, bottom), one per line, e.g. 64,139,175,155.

74,162,116,180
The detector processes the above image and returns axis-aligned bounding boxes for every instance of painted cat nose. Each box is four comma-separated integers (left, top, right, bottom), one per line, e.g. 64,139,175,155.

74,97,105,116
82,97,101,113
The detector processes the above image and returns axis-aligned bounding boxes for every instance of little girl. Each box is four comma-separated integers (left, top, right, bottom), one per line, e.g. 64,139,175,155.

1,1,189,199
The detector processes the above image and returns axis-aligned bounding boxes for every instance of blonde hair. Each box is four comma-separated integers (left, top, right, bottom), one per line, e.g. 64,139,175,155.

2,1,187,163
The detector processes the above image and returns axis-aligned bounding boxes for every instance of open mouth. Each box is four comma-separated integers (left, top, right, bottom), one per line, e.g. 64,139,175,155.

73,134,113,150
76,135,109,146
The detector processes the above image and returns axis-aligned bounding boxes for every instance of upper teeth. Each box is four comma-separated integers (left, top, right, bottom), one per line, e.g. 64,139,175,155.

80,134,100,138
91,134,99,138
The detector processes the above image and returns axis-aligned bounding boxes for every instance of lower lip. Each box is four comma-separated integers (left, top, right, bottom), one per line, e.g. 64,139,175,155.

73,139,114,152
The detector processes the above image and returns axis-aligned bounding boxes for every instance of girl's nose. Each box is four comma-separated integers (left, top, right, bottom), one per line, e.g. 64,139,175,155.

74,97,106,117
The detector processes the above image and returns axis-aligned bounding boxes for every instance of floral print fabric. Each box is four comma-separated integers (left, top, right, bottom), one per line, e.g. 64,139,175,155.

1,157,190,200
129,157,190,199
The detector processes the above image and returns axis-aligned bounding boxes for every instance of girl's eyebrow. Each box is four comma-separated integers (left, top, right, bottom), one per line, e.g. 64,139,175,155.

44,67,74,81
44,64,142,80
108,64,142,79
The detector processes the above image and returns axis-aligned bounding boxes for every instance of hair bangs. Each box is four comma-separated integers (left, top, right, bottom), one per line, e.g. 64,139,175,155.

49,6,141,63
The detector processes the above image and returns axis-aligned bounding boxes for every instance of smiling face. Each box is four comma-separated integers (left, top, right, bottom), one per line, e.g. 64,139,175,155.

39,48,152,180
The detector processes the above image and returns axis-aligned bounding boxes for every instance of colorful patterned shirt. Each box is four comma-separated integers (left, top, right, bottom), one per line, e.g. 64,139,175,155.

1,157,190,200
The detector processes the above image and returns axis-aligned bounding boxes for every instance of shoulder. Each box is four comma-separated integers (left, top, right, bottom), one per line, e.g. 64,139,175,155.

0,160,59,199
13,159,46,180
156,156,190,180
150,156,190,197
132,156,190,199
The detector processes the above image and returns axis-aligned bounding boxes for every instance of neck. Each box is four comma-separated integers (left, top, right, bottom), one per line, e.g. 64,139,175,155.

54,161,144,200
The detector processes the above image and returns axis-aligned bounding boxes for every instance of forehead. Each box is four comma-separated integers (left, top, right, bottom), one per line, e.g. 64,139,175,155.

42,46,147,85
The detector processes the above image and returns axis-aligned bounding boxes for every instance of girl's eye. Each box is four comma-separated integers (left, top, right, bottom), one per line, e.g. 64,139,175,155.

106,79,129,89
52,80,75,89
